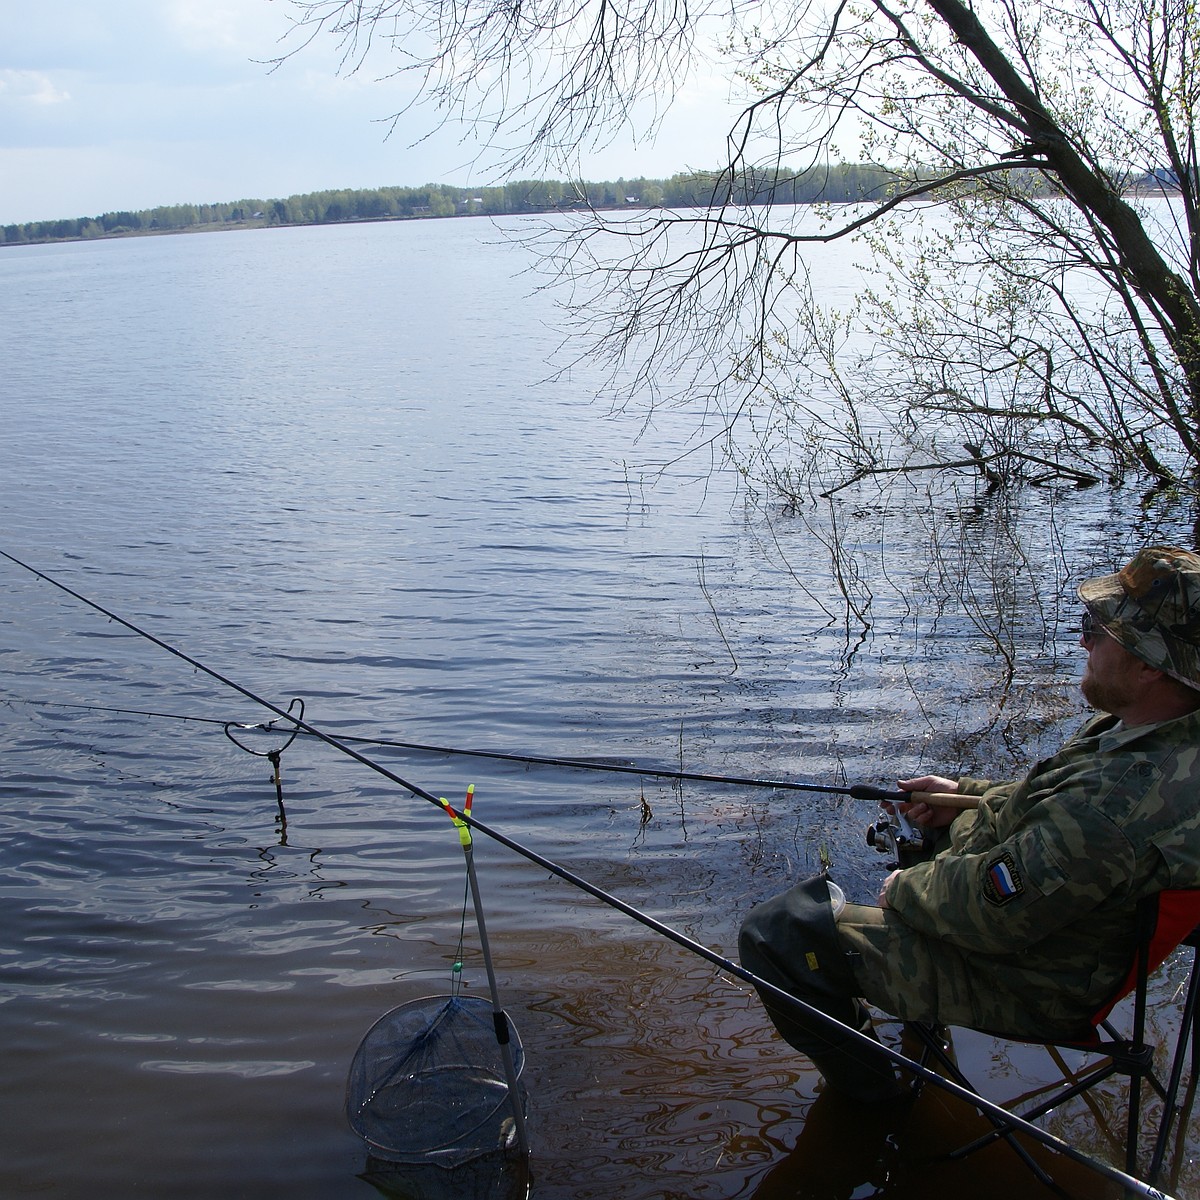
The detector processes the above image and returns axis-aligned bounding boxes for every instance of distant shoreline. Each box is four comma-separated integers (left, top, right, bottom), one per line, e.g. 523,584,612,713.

0,166,904,249
3,170,1179,250
0,208,481,249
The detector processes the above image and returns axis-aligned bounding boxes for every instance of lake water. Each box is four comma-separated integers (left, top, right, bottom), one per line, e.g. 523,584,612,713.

0,215,1195,1199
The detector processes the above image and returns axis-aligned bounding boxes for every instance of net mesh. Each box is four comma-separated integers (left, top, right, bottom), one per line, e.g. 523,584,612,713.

346,994,527,1167
360,1152,531,1200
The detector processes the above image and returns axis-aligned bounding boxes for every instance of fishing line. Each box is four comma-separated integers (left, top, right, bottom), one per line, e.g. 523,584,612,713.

0,549,1170,1198
17,699,237,727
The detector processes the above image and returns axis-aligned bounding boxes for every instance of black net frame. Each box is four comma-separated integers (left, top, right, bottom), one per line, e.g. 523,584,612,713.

346,994,528,1167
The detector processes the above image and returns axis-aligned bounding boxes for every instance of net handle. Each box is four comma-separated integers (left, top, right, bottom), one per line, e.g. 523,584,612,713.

443,786,531,1159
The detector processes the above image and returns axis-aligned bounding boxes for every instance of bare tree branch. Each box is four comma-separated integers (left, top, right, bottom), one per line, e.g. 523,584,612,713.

278,0,1200,497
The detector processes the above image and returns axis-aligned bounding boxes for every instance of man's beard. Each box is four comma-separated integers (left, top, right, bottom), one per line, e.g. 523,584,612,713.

1080,665,1135,716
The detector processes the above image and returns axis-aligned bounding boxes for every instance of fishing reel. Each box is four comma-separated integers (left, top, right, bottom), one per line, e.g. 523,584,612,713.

866,802,927,868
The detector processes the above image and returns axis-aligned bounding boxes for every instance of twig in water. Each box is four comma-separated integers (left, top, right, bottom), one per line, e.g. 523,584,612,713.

697,553,738,674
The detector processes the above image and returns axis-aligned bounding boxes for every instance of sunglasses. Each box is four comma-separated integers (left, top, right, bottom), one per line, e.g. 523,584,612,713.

1081,609,1103,646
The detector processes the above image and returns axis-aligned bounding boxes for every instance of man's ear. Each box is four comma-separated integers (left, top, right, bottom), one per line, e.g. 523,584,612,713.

1141,660,1200,711
1135,658,1166,683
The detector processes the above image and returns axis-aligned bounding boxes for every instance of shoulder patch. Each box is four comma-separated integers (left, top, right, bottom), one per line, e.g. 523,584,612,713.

983,851,1025,906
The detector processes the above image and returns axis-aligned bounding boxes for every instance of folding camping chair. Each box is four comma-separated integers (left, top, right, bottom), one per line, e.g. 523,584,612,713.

907,888,1200,1185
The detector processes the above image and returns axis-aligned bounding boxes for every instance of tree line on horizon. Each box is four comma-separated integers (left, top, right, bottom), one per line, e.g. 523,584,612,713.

2,165,902,246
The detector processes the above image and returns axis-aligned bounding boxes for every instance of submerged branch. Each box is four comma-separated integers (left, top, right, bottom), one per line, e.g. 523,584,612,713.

813,448,1102,498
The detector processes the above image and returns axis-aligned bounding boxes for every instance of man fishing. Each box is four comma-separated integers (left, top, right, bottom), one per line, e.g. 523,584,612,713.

739,545,1200,1103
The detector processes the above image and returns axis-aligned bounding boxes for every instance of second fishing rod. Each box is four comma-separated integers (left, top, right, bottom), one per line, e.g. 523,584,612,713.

25,697,978,811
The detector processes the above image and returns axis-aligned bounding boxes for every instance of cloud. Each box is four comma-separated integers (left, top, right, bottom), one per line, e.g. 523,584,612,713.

0,0,737,225
165,0,297,65
0,69,71,107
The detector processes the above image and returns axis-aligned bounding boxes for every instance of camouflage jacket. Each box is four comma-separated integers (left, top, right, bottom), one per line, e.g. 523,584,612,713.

884,706,1200,1025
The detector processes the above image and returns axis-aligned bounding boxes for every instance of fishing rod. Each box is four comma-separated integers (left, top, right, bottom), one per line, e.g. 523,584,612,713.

18,698,974,809
2,551,1164,1197
294,732,939,803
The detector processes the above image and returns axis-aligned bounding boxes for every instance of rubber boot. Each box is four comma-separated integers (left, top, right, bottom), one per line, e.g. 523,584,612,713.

805,1009,908,1104
739,874,907,1104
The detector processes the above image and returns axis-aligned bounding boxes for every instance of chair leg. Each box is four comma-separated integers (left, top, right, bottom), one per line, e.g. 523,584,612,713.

1149,952,1200,1181
904,1022,1058,1189
1126,1069,1144,1176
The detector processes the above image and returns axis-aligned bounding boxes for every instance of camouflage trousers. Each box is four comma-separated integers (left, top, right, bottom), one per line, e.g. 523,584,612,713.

837,904,1097,1038
741,881,1093,1044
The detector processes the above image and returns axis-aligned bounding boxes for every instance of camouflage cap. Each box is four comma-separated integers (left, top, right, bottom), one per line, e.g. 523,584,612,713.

1077,545,1200,690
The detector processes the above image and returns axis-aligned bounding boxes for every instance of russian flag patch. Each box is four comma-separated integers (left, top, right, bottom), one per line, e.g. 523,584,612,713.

984,851,1024,906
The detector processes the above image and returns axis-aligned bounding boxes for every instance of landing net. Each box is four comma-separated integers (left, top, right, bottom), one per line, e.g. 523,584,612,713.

346,994,528,1166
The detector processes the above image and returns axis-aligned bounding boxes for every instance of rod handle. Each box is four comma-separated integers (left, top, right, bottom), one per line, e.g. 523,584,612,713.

849,784,979,809
899,789,980,810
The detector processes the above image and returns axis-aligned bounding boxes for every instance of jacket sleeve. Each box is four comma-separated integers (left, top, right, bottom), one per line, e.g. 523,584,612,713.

955,776,997,798
887,791,1138,953
945,777,1012,853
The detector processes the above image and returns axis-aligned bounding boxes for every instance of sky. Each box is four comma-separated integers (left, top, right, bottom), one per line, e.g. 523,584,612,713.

1,0,743,226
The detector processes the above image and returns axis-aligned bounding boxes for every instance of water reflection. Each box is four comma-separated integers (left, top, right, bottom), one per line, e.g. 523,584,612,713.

750,1084,1124,1200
